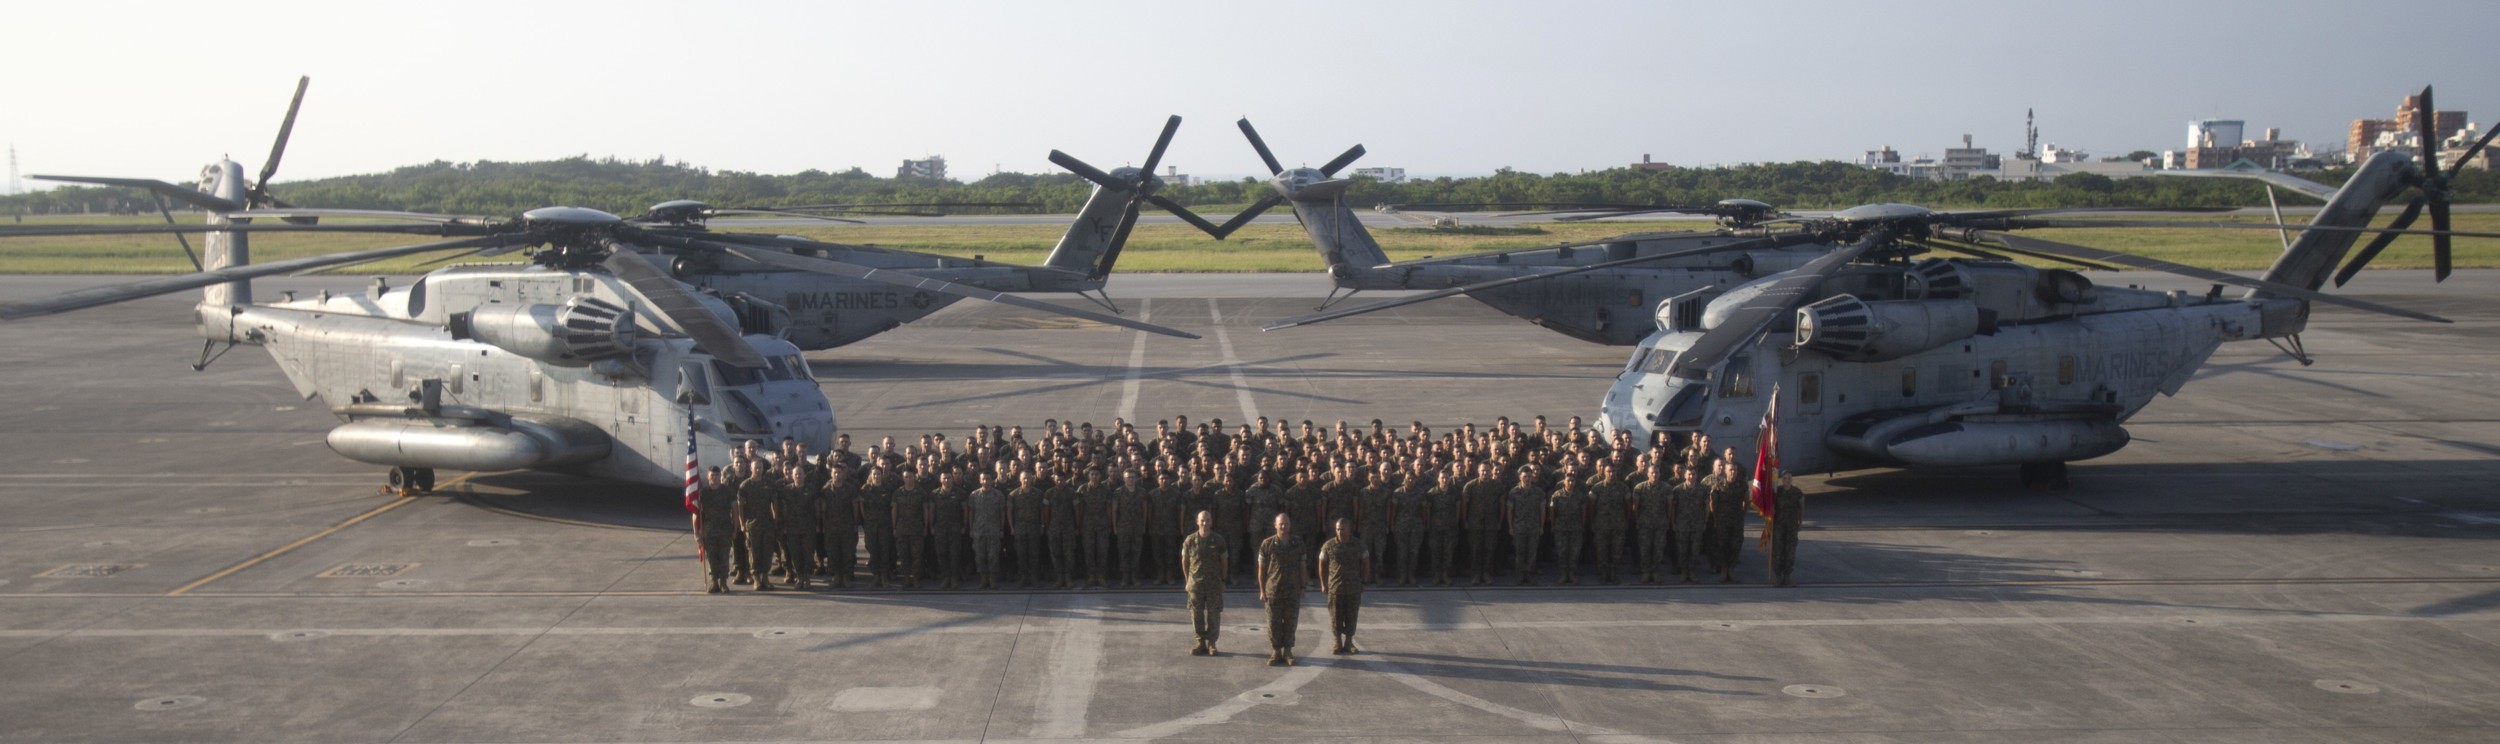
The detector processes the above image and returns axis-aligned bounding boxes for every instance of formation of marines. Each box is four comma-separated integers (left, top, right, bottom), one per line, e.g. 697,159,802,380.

689,414,1807,596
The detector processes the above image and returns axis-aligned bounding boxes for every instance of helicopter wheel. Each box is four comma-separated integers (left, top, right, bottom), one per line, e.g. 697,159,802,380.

2019,462,2070,491
386,467,436,497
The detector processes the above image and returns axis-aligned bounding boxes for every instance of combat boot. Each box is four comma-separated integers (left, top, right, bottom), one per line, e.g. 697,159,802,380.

1268,649,1284,666
1191,641,1207,656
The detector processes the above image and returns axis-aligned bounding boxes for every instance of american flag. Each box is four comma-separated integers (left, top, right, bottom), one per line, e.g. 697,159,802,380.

682,410,701,514
1751,383,1781,548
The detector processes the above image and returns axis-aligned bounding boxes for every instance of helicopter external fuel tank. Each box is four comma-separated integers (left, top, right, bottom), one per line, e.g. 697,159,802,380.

326,410,611,472
1827,415,2129,467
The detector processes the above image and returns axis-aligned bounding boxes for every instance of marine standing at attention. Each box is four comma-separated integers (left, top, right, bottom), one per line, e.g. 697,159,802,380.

696,466,737,594
1257,513,1307,666
1770,472,1804,587
1181,510,1230,656
1320,518,1370,655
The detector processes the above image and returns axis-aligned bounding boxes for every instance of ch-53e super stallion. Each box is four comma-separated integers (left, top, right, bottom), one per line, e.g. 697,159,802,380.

1194,118,2228,346
30,78,1220,353
1593,90,2497,487
0,92,1198,496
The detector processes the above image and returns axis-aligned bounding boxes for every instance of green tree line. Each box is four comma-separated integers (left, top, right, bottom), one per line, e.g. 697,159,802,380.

6,154,2492,217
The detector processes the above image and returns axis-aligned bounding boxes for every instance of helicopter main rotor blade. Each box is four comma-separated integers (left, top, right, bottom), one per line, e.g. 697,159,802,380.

0,232,545,321
1968,231,2448,324
1137,115,1181,182
1667,235,1881,381
600,247,771,368
2333,197,2426,286
1995,218,2500,240
1095,200,1143,279
1048,150,1129,192
1238,118,1285,176
1317,144,1367,177
1941,206,2238,221
0,221,489,238
673,239,1201,340
253,76,310,206
30,175,244,213
1263,236,1793,332
1205,195,1285,240
698,208,866,224
220,208,492,223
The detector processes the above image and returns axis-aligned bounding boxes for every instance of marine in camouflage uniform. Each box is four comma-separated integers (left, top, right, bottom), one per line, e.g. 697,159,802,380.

775,464,818,591
1358,470,1394,584
1045,472,1082,589
1506,471,1548,586
932,473,971,589
1587,464,1629,585
1389,474,1427,586
1631,464,1674,584
736,466,783,592
1080,471,1115,587
1113,472,1148,587
1546,469,1588,585
891,476,929,589
1319,518,1369,655
820,465,860,589
859,469,897,588
969,474,1007,590
1425,470,1464,586
1462,464,1504,585
1008,473,1047,589
696,467,737,593
1181,511,1231,655
1704,461,1744,583
1148,473,1183,585
1212,476,1248,585
1257,514,1307,666
1669,469,1708,582
1769,475,1804,587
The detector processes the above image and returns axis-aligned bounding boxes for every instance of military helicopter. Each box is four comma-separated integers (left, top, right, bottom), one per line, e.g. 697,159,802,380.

1184,118,1865,344
1592,99,2499,487
35,78,1220,352
0,92,1199,496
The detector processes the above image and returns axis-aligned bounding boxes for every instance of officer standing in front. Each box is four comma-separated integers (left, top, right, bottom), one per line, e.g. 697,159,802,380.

1769,472,1805,587
1181,510,1230,656
1319,517,1370,654
1257,513,1307,666
696,466,737,594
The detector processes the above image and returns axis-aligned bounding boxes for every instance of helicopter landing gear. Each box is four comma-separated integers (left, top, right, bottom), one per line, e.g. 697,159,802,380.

2019,461,2069,491
386,467,436,497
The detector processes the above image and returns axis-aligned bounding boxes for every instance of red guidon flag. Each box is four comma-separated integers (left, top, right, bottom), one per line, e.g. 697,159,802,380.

1751,383,1780,548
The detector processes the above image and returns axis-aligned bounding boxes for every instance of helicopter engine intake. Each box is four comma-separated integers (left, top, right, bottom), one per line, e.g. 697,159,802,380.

1794,295,1980,362
448,296,635,366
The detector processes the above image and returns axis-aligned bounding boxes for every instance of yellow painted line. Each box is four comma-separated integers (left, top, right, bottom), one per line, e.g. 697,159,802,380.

164,473,475,596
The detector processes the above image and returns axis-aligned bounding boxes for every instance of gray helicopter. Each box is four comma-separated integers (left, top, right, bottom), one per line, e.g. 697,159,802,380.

0,99,1197,495
1594,93,2498,487
1195,118,1840,345
39,79,1218,353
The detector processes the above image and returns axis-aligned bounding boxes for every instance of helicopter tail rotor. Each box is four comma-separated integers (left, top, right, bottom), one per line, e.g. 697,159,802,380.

1044,115,1225,280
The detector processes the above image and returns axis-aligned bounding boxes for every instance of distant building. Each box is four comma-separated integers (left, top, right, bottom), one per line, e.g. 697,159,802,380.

2351,93,2468,160
1941,135,2001,179
2445,123,2494,171
898,155,947,180
1984,159,2154,182
1629,154,1674,172
1352,166,1407,183
2170,126,2307,170
2038,143,2089,163
1156,165,1195,187
2187,119,2245,150
1860,145,1942,179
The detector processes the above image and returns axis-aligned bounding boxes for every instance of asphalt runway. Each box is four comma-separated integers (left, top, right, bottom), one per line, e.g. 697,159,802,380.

0,272,2496,742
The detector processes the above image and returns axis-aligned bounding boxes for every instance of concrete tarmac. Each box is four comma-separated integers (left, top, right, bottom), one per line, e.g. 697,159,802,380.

0,272,2496,742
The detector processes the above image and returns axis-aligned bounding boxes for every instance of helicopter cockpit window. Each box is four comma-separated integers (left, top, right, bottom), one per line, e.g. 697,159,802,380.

1625,349,1651,374
760,356,797,382
1718,355,1755,398
1639,349,1673,374
712,360,763,387
676,362,712,405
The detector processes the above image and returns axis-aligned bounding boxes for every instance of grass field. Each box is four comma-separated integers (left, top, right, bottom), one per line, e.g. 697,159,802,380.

2,212,2494,275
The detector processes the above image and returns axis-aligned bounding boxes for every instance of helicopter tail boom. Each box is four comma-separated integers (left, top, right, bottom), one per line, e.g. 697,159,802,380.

2250,150,2415,296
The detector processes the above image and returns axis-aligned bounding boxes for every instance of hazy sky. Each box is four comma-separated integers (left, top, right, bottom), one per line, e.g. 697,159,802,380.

5,0,2492,189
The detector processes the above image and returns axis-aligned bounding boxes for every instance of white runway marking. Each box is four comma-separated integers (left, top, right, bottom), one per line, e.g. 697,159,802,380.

1030,597,1106,739
1109,656,1330,740
1209,298,1260,424
1116,298,1153,424
1359,646,1636,737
